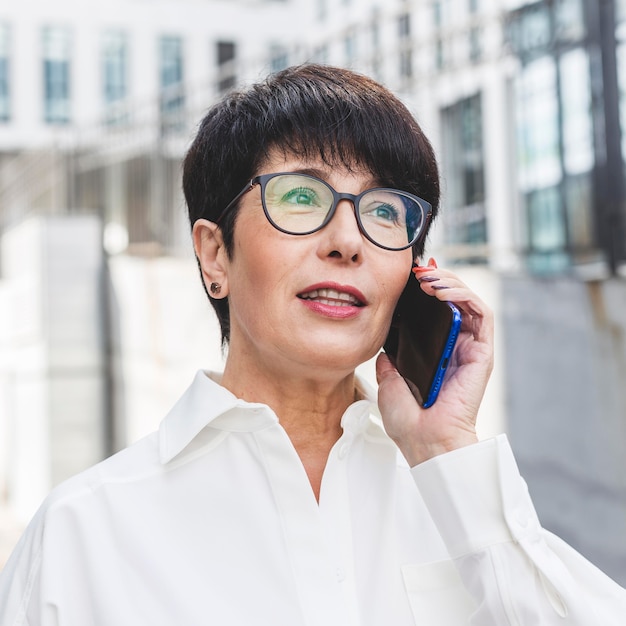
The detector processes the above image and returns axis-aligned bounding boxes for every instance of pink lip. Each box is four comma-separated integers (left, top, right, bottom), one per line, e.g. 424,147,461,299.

297,282,367,319
297,282,368,304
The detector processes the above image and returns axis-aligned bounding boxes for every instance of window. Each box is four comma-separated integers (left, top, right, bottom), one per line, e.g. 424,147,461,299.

441,94,487,256
516,57,563,264
159,36,184,128
217,41,236,93
269,45,288,73
398,13,410,38
370,8,381,79
554,0,586,43
516,57,561,193
312,45,328,65
398,13,412,79
560,49,593,176
433,0,451,70
617,0,626,175
515,50,596,270
344,29,356,66
43,26,71,124
317,0,327,21
0,23,9,122
102,30,128,124
468,0,482,63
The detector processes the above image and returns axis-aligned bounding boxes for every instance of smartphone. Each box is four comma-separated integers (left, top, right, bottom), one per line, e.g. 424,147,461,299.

384,275,462,408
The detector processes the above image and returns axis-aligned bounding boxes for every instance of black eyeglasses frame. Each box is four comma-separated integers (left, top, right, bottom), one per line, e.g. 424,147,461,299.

215,171,433,252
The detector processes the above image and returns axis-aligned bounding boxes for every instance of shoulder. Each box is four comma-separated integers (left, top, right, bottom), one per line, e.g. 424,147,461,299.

45,430,162,511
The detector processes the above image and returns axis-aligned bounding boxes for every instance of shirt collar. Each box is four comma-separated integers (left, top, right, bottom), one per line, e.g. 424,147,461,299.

158,370,391,464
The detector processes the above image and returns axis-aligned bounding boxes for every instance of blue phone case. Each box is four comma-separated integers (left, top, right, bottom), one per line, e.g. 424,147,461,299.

422,302,461,408
384,277,462,408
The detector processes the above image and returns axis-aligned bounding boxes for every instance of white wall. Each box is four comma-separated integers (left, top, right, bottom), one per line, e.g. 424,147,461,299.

107,252,225,448
0,215,105,524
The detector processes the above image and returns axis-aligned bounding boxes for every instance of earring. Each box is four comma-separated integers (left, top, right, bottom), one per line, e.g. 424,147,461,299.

210,282,222,295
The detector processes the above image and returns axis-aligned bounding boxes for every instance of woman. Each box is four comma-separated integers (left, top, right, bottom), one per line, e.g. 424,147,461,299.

1,64,625,625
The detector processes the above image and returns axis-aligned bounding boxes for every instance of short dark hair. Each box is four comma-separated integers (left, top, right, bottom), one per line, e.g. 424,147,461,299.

183,63,440,344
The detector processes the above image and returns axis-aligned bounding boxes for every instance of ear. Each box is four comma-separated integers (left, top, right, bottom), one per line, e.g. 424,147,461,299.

192,219,229,298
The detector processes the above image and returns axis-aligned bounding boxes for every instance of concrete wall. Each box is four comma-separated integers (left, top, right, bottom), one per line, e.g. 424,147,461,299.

106,252,225,449
0,215,105,523
502,275,626,585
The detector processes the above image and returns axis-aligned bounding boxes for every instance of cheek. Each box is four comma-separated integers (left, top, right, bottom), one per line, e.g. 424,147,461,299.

384,253,413,303
228,232,296,325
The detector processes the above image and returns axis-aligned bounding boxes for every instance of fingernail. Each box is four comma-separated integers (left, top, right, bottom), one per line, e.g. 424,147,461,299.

412,265,433,273
432,284,450,290
417,276,440,283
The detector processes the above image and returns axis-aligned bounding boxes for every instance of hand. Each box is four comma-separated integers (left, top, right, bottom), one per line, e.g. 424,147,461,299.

376,260,494,466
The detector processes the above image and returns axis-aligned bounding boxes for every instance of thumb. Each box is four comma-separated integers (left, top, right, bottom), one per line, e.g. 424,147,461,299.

375,352,403,386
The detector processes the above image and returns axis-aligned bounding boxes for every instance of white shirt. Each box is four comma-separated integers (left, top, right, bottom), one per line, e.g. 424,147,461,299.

1,370,625,625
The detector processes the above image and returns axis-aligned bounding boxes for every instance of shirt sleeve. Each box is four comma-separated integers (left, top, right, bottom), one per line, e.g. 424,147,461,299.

410,434,626,625
0,510,46,626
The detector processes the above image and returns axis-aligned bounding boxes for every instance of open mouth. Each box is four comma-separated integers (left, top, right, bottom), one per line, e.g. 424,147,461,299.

297,288,365,307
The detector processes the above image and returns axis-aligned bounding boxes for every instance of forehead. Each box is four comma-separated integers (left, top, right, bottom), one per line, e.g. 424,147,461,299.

256,147,379,188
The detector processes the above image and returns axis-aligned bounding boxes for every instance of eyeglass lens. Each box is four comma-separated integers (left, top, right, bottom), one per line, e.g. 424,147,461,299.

262,174,425,250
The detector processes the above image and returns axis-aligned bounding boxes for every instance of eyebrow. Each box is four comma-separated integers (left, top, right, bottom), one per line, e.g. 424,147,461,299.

273,167,381,189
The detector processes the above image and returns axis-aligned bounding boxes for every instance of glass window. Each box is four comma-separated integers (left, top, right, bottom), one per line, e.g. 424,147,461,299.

43,26,72,124
619,42,626,173
317,0,327,21
441,94,487,252
0,23,10,122
159,35,184,118
398,13,412,79
514,51,597,267
269,45,288,73
507,2,551,60
559,48,593,175
102,30,128,123
516,56,561,191
554,0,586,42
398,13,410,38
370,8,381,79
217,40,236,93
344,29,356,66
434,0,452,26
312,45,328,65
469,27,482,63
433,1,452,70
527,186,566,252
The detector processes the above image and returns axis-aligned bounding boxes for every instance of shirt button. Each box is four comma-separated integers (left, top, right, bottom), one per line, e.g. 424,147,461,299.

338,443,350,459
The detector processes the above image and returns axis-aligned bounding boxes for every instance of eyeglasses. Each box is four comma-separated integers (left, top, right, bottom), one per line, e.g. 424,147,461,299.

216,172,432,251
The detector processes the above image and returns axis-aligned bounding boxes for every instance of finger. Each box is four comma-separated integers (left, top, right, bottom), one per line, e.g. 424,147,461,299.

420,284,493,344
376,351,402,385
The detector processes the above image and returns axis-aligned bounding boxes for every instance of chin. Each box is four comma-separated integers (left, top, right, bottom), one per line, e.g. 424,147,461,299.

296,340,377,374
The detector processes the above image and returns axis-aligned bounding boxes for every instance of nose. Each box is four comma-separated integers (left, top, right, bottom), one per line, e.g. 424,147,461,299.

318,199,363,263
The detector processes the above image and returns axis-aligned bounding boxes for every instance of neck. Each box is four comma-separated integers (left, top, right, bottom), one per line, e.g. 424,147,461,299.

220,354,357,501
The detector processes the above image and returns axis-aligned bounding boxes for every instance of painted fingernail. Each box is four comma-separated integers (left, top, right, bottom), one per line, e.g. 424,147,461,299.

432,284,450,290
412,265,434,273
417,276,440,283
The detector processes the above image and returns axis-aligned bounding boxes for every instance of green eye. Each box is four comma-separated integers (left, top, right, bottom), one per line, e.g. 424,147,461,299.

373,204,398,221
362,201,401,224
282,187,319,206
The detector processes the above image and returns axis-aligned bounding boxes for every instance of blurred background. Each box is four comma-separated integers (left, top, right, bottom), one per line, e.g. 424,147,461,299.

1,0,626,584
